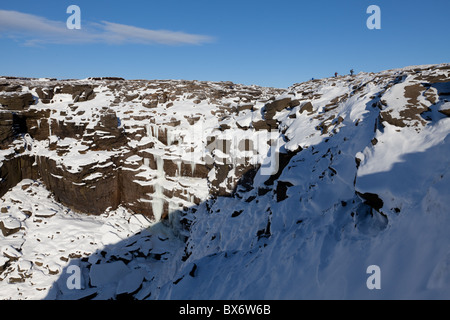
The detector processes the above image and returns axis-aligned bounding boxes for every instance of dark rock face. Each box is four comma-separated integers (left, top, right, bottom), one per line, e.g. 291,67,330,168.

36,156,121,215
0,93,35,110
56,84,96,102
1,109,52,148
0,112,14,147
25,110,51,140
0,155,38,198
0,154,121,215
118,166,155,216
0,83,22,93
35,88,55,104
90,111,127,151
356,192,384,212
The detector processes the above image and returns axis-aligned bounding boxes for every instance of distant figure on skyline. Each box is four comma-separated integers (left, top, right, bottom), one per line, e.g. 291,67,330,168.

334,72,338,77
350,69,354,76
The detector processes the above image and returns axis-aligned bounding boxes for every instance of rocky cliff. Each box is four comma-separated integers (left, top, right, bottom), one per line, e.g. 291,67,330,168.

0,77,284,219
0,64,449,299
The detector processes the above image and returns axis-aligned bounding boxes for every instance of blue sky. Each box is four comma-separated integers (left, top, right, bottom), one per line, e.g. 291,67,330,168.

0,0,449,88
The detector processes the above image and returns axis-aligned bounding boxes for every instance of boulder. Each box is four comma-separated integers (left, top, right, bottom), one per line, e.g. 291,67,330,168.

0,219,21,237
35,87,55,104
264,98,292,120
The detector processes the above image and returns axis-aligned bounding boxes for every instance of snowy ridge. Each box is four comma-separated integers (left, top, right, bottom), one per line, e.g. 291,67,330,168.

0,63,449,299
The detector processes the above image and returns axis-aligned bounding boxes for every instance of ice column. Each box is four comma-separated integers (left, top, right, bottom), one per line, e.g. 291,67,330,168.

152,154,165,221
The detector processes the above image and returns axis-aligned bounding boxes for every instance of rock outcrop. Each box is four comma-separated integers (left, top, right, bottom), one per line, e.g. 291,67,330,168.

0,77,284,220
0,64,449,300
0,64,449,223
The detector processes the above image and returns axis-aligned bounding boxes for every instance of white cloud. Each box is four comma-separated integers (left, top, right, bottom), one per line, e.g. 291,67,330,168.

0,10,213,46
100,21,213,45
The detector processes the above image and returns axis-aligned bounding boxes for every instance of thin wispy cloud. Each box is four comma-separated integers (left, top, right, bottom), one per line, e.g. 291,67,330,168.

0,10,213,46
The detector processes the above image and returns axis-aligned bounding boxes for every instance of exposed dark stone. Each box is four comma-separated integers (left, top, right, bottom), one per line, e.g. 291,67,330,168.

256,218,271,239
356,192,384,211
264,147,302,186
252,119,278,131
36,156,121,215
299,102,313,114
231,210,243,217
0,93,35,110
257,187,271,196
88,77,125,81
0,155,38,198
275,181,293,202
264,98,292,120
0,221,21,237
35,87,55,104
289,99,300,108
0,84,21,92
234,166,258,193
57,84,96,102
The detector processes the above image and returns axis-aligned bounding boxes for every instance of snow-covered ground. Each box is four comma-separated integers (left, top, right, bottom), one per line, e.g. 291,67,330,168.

0,64,449,299
0,179,156,299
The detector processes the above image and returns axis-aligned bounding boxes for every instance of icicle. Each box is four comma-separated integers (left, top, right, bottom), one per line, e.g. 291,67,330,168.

176,159,182,177
151,154,165,222
191,161,196,176
167,129,172,146
152,184,163,221
146,124,152,138
156,155,164,178
168,200,176,217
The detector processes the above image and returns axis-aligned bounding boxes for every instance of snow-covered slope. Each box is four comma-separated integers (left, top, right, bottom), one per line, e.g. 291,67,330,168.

0,64,449,299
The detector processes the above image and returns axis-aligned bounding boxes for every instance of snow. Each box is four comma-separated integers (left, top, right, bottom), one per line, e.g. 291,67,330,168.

0,256,9,268
0,216,21,230
116,268,145,295
1,245,22,259
0,64,449,300
89,261,130,287
34,208,57,218
0,180,153,299
83,172,103,181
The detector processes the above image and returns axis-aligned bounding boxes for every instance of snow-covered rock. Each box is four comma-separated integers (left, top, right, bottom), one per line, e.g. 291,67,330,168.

0,63,449,299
